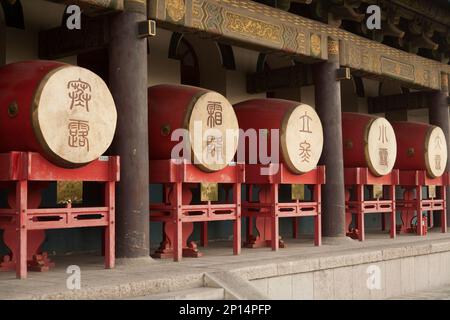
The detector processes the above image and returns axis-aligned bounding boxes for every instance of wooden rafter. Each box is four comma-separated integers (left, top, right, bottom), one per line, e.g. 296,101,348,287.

44,0,123,15
39,15,109,59
247,64,314,93
368,91,450,114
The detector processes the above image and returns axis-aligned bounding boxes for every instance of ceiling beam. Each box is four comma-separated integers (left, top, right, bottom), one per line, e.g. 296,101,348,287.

38,15,109,59
368,91,450,113
246,64,314,94
44,0,123,15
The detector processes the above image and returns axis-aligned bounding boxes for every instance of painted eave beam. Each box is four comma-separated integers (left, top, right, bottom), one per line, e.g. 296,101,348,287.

149,0,450,91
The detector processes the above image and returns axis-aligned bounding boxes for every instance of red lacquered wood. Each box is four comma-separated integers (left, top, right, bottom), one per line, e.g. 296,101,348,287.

0,152,119,279
149,159,243,261
244,164,325,185
394,122,428,172
343,113,371,168
344,167,398,241
393,122,447,178
0,61,64,158
149,85,208,161
344,168,399,186
0,152,120,182
242,164,325,250
396,170,447,236
233,99,323,174
148,84,238,172
398,170,449,186
0,61,116,167
342,112,396,176
149,159,245,184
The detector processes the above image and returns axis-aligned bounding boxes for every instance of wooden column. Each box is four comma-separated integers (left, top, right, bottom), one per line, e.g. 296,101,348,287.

109,0,150,258
429,73,450,228
313,38,346,238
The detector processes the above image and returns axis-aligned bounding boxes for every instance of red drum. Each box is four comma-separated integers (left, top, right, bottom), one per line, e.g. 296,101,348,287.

0,61,117,167
392,122,447,178
233,99,323,174
148,84,239,172
342,113,397,176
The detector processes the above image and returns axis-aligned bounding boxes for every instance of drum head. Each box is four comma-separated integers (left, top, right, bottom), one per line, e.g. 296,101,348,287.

281,103,323,174
187,91,239,172
425,126,447,178
32,65,117,167
365,117,397,176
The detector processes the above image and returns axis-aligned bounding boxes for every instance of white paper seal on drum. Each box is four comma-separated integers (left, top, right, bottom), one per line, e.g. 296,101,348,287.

425,126,447,178
365,117,397,176
188,91,239,172
281,104,323,174
32,66,117,166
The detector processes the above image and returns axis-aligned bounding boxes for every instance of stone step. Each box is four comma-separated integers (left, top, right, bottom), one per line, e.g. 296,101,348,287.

130,287,225,300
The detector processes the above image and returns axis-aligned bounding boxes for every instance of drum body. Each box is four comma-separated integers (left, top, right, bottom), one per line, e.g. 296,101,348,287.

392,122,447,178
0,60,117,167
148,84,239,172
342,112,397,176
233,99,323,174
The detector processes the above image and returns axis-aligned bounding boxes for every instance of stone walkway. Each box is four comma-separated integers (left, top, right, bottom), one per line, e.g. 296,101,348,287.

393,285,450,300
0,230,449,299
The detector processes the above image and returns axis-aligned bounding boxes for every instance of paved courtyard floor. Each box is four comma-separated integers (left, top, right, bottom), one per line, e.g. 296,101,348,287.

392,285,450,300
0,229,449,299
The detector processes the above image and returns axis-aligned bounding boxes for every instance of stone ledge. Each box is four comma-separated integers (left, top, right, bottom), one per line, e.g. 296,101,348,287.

29,274,204,300
205,271,268,300
236,238,450,281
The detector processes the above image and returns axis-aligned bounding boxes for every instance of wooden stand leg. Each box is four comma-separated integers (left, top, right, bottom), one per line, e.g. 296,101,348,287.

357,213,365,241
174,182,183,262
390,213,396,238
428,212,434,228
292,217,298,239
357,185,365,241
233,219,241,255
200,222,208,247
442,186,447,233
233,183,241,255
417,187,424,236
105,181,115,269
245,185,253,242
17,180,27,279
314,184,322,246
246,217,252,243
315,214,322,246
271,184,279,251
390,186,396,239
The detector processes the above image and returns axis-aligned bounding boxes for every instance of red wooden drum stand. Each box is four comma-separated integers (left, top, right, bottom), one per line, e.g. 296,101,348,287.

0,152,119,279
395,171,448,236
242,164,325,251
149,160,244,262
345,168,399,241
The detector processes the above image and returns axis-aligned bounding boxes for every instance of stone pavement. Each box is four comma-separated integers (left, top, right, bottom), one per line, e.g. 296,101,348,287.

0,230,450,299
392,285,450,300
